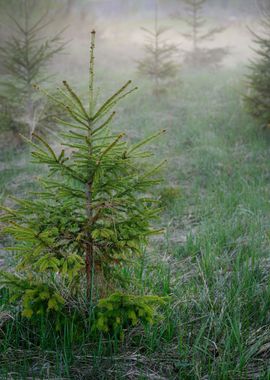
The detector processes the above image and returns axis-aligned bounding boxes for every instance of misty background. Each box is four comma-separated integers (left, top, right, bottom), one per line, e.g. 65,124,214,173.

0,0,262,89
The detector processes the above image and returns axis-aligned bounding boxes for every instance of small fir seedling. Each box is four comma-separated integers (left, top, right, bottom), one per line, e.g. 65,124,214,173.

0,0,66,140
93,292,167,338
176,0,229,68
244,1,270,128
0,31,166,320
137,1,178,96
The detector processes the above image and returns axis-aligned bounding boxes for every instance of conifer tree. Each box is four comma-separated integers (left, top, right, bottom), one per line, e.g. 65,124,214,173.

0,0,65,140
137,1,178,95
244,1,270,127
0,31,165,318
176,0,228,68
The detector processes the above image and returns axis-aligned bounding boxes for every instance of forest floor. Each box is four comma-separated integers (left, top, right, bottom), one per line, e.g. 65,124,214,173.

1,67,270,379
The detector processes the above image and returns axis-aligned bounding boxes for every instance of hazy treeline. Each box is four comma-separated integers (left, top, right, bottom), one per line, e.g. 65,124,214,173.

0,0,263,145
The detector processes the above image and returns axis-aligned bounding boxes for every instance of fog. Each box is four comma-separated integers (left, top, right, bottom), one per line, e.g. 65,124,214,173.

0,0,265,151
59,0,259,74
0,1,259,74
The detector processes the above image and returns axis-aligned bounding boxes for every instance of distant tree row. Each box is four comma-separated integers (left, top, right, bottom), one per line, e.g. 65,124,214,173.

138,0,229,95
0,0,269,138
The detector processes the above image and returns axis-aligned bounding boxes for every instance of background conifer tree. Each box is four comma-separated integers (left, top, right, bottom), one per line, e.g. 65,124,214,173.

176,0,229,68
0,31,165,317
0,0,65,140
244,1,270,128
137,1,178,96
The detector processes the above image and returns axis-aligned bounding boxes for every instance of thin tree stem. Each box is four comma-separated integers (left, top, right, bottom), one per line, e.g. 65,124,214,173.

89,30,96,118
85,30,96,301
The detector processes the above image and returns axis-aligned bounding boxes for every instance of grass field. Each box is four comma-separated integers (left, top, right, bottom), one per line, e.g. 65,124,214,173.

1,66,270,379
